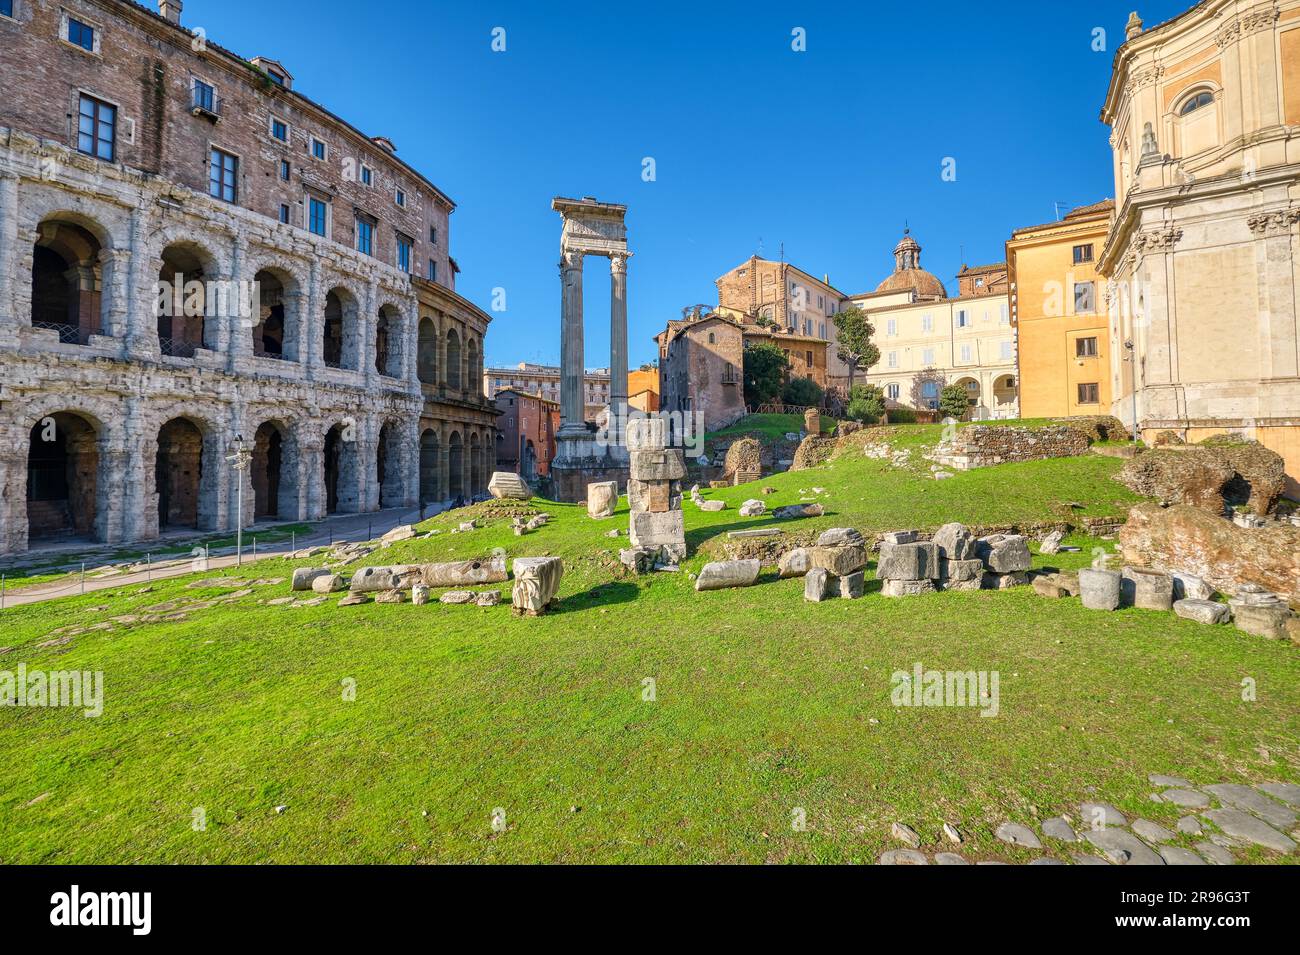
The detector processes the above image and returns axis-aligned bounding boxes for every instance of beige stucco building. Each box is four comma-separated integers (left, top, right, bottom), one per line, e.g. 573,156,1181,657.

1099,1,1300,494
845,232,1018,417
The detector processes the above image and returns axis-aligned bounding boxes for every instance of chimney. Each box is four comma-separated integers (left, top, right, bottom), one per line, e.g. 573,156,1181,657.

159,1,183,25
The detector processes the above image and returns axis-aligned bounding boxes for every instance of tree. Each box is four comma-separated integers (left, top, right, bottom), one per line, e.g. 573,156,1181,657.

743,342,788,406
845,383,886,423
832,307,880,392
910,367,946,411
782,376,823,407
939,383,971,421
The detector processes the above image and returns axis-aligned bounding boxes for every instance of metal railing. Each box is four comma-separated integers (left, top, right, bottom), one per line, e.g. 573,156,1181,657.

191,89,223,118
32,321,86,345
159,336,198,359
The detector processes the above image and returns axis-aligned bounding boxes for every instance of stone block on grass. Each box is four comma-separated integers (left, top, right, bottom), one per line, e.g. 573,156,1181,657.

1079,568,1122,610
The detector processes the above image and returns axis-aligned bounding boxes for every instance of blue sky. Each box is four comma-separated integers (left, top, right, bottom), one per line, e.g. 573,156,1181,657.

193,0,1191,370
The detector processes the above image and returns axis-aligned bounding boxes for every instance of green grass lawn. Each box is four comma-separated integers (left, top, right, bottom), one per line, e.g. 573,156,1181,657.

709,413,834,440
2,428,1297,864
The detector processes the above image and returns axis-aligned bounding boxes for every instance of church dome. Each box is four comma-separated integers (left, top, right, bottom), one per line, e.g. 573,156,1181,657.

874,229,946,300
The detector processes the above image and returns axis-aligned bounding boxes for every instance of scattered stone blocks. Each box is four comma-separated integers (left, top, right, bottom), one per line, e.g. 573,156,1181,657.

1173,598,1230,625
882,578,936,597
1079,568,1122,610
586,481,618,519
1228,598,1292,639
1171,572,1213,601
411,583,430,606
695,559,762,592
511,556,564,616
627,429,686,563
804,568,832,602
1121,566,1175,611
817,527,865,548
488,471,533,500
807,544,867,577
291,567,332,591
778,548,811,579
932,522,975,560
311,574,345,595
739,499,766,517
422,556,509,587
975,534,1032,573
876,541,940,581
838,571,865,599
982,571,1029,590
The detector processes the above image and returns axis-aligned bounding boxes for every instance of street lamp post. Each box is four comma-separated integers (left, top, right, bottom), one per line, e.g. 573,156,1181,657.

1123,340,1138,445
226,434,252,566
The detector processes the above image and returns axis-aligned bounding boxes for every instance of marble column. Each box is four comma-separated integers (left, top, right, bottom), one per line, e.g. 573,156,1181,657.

609,251,630,450
558,247,586,436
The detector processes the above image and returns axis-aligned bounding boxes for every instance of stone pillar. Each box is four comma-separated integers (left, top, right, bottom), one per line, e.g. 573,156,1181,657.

363,280,378,386
438,420,451,504
100,248,131,341
0,172,20,345
124,207,155,360
225,235,250,370
558,248,586,436
306,259,323,378
300,426,325,521
0,437,26,556
402,415,420,507
121,395,154,542
406,300,420,386
609,252,630,450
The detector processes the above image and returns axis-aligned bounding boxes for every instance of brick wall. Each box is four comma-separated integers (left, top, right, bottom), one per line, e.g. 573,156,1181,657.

0,0,453,285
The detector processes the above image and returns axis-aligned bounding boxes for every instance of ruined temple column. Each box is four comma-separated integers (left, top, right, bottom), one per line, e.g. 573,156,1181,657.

609,251,630,452
558,248,586,437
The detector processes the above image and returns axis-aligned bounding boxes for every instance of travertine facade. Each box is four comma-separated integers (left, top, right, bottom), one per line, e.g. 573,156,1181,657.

1099,1,1300,494
0,0,495,555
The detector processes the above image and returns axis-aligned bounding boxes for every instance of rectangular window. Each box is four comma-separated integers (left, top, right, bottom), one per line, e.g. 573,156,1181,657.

192,79,216,113
271,118,288,142
886,318,897,337
308,197,328,236
1077,382,1100,404
427,259,437,281
76,94,116,161
922,348,935,365
886,384,900,400
805,350,813,366
279,159,291,181
1000,340,1013,360
67,16,95,51
1073,244,1094,265
1,1,14,19
395,188,406,208
887,351,897,368
960,344,972,362
311,137,327,160
1074,281,1096,314
1000,303,1009,324
956,309,969,328
1076,336,1099,358
922,314,933,333
208,148,238,203
278,204,291,224
396,234,412,272
356,218,373,256
429,226,437,245
359,165,372,186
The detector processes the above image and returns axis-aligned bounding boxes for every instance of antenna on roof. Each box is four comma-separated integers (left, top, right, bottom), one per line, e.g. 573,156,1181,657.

779,241,785,265
756,236,763,257
1054,201,1074,221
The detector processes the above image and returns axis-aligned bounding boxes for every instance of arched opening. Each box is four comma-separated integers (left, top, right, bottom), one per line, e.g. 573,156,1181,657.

31,219,104,344
1175,87,1219,156
467,337,480,395
417,317,437,384
376,422,403,508
158,243,216,358
470,431,482,494
252,421,283,519
448,430,464,500
155,417,205,529
523,439,537,483
419,428,439,503
993,374,1017,415
323,288,358,369
375,305,400,377
253,269,297,360
323,422,359,514
446,328,462,390
26,412,100,542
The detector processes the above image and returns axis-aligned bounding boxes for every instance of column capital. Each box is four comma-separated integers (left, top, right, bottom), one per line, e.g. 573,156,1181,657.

560,247,584,272
610,251,633,273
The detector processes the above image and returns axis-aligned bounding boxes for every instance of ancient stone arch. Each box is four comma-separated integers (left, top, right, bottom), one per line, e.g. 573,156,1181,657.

375,300,405,378
322,285,362,370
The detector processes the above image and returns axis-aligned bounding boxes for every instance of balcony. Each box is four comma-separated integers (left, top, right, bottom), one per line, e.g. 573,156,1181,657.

191,88,223,121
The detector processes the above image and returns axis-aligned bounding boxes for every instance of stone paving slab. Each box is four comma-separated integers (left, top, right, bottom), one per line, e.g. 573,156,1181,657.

1201,808,1296,853
1203,783,1297,829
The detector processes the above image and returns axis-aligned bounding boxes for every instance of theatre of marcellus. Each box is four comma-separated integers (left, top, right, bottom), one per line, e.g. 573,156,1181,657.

0,0,498,556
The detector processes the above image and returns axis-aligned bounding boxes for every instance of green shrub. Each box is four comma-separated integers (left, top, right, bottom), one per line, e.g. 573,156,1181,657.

781,376,824,407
